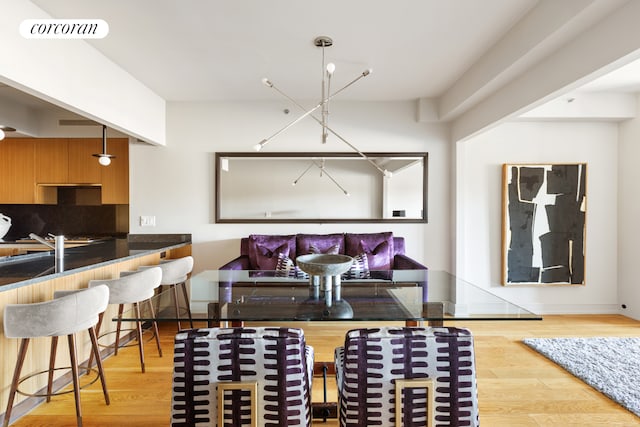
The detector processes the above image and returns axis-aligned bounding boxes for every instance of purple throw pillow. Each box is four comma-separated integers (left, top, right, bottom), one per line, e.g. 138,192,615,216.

296,233,344,255
345,232,394,270
309,244,340,255
254,243,290,270
247,234,296,269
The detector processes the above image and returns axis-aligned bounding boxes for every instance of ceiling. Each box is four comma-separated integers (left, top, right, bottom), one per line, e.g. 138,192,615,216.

30,0,540,102
2,0,639,137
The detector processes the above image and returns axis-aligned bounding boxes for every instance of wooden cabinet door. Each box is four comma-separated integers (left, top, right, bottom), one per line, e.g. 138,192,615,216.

101,139,129,204
68,139,102,184
0,139,35,203
35,139,68,183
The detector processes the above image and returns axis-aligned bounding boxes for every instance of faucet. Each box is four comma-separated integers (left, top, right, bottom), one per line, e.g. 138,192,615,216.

29,233,55,249
29,233,64,271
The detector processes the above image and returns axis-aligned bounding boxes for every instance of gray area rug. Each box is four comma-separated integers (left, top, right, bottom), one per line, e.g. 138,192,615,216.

523,337,640,417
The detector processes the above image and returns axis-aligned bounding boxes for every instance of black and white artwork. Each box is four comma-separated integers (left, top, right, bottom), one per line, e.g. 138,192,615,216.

502,163,587,285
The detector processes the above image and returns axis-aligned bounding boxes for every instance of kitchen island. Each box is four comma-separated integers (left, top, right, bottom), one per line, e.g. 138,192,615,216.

0,234,192,424
0,234,191,289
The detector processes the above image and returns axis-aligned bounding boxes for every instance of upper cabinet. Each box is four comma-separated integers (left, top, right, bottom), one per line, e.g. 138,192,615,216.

35,138,68,183
35,138,102,184
0,138,129,205
69,139,102,184
0,139,35,203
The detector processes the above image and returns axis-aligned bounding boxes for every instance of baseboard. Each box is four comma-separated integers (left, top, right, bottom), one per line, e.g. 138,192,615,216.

522,303,621,315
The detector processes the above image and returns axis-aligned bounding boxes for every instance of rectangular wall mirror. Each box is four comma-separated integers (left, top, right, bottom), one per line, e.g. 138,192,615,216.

215,152,428,223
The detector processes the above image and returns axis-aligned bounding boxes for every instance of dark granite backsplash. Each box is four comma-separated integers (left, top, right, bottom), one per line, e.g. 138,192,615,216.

0,204,129,240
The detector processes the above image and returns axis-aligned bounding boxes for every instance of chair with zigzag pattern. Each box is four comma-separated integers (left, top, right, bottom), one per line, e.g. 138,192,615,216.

334,326,479,427
171,327,314,427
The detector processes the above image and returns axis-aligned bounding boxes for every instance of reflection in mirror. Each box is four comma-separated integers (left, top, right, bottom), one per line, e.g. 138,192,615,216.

215,152,427,223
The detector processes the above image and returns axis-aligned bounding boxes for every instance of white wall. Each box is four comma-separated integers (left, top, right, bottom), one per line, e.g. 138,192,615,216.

618,94,640,319
458,121,619,314
1,1,166,145
130,100,451,273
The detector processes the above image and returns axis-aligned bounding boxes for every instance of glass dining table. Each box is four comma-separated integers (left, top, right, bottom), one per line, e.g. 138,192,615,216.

118,269,540,420
118,269,541,326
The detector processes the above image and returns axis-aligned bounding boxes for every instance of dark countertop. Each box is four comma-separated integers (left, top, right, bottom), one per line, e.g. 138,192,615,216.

0,234,191,291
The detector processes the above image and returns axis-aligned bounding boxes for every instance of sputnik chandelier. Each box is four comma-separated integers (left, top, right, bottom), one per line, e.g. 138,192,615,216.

254,36,392,179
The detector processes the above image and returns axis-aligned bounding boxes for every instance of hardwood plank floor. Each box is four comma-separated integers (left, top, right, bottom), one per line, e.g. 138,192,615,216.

5,315,639,426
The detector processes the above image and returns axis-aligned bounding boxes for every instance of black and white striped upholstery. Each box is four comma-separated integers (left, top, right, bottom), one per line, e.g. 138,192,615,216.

335,326,479,427
171,327,314,426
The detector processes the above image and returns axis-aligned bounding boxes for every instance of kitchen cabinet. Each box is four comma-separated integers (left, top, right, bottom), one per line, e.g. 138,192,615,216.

101,138,129,204
68,139,102,183
35,138,102,184
0,138,129,205
35,138,68,183
0,139,35,203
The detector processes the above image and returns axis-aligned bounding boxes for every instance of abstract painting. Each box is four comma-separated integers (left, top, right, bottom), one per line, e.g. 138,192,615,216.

502,163,587,285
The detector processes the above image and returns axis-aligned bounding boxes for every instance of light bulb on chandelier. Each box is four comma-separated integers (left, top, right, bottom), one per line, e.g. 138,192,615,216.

326,63,335,75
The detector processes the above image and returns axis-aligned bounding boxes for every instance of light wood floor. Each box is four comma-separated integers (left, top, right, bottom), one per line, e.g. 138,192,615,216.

5,315,640,426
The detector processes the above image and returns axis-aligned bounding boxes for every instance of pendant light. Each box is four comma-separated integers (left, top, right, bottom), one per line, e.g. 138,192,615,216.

0,126,16,141
92,125,115,166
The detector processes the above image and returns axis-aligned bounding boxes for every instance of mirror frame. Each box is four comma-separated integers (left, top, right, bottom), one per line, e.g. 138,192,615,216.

215,152,428,224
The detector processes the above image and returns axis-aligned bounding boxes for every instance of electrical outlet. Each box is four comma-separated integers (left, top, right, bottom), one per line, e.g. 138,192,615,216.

139,215,156,227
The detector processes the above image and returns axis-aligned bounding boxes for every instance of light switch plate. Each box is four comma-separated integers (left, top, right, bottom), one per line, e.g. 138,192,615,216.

139,215,156,227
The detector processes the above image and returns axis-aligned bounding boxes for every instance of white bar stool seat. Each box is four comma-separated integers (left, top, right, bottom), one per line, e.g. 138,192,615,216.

3,285,110,427
88,266,163,373
142,256,194,330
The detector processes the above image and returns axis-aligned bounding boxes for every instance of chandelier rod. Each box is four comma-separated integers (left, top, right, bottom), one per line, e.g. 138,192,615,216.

256,70,371,152
320,39,330,144
265,81,390,177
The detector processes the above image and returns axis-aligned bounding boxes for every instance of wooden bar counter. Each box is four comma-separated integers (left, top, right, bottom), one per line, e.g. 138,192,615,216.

0,234,192,422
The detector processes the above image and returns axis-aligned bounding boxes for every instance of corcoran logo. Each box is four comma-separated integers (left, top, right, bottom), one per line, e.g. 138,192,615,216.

20,19,109,39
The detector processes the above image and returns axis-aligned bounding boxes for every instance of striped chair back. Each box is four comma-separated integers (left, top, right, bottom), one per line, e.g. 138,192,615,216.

335,326,479,427
172,327,314,426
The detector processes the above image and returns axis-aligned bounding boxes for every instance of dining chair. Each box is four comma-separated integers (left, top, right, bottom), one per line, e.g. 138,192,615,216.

171,326,314,426
334,326,479,427
3,285,110,427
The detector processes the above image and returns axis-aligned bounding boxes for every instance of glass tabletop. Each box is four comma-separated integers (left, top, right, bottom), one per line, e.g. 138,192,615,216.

117,269,541,323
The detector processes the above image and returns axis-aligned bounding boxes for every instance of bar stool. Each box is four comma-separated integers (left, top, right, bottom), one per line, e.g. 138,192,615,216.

3,285,110,427
143,256,194,330
87,267,163,373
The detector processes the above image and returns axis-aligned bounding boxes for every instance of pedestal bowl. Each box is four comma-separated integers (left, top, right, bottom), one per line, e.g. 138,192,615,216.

295,254,354,276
